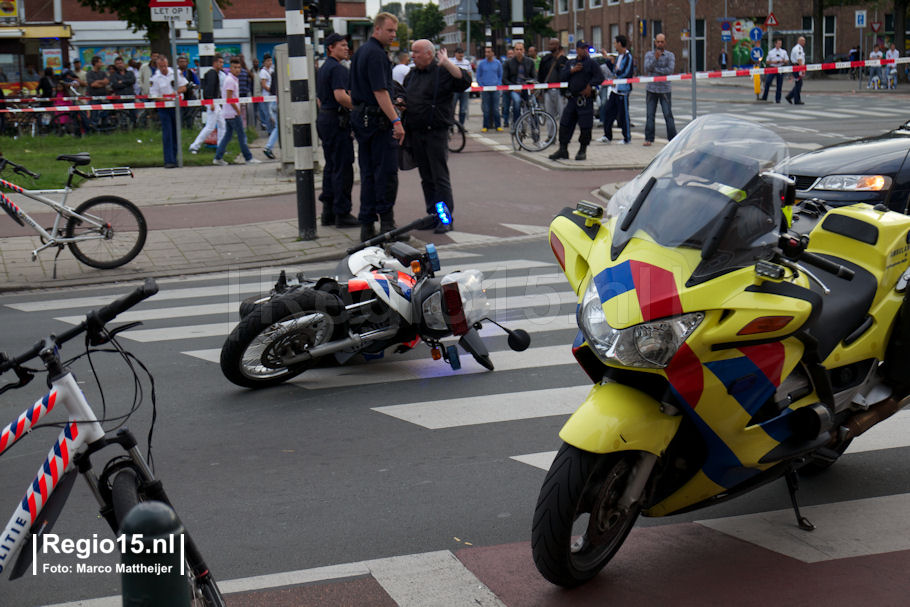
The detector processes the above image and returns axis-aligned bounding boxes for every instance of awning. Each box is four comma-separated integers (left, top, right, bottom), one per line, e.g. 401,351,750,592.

0,25,73,39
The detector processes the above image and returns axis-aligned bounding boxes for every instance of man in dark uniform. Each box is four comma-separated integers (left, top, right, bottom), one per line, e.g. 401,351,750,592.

349,12,406,242
316,33,358,228
549,41,603,161
402,39,472,234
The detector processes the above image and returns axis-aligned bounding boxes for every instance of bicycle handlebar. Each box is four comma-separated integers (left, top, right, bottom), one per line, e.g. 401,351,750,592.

0,157,41,180
0,278,159,374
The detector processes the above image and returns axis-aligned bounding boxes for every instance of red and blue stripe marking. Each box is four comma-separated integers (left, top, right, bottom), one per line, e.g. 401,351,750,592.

21,421,78,524
593,260,683,321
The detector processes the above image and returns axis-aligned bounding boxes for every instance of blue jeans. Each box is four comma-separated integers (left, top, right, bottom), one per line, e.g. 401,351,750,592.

214,115,252,161
644,91,677,143
157,108,177,165
453,91,469,125
481,91,501,128
509,91,523,124
265,103,279,151
501,91,510,126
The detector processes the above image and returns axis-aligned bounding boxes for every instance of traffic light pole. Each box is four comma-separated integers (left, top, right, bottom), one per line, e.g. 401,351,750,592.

511,0,524,47
285,0,317,240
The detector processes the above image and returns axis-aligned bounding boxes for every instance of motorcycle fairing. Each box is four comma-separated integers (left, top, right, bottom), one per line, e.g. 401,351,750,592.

348,271,417,323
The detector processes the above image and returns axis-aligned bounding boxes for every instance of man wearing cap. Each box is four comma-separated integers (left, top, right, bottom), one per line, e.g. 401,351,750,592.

317,33,359,228
548,41,602,161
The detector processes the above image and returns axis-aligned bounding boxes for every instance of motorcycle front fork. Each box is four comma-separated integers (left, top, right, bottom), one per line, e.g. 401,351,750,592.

617,452,658,510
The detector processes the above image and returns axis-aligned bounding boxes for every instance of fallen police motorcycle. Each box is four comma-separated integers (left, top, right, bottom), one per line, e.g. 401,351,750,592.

220,206,530,388
532,114,910,587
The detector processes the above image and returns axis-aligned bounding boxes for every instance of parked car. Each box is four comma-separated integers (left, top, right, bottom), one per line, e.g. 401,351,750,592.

788,121,910,214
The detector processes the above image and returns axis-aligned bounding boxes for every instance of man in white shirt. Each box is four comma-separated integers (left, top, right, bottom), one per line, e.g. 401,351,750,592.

785,36,806,105
761,38,789,103
868,44,884,88
149,55,188,168
886,43,900,89
451,47,473,125
257,55,274,131
213,57,260,165
391,51,410,85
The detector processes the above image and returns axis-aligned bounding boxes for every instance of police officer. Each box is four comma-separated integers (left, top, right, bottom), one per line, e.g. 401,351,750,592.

549,41,603,161
316,33,358,228
761,38,789,103
350,12,405,242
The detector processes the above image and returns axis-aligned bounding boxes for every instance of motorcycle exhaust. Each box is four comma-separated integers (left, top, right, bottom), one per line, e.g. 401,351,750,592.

844,394,910,440
280,326,399,366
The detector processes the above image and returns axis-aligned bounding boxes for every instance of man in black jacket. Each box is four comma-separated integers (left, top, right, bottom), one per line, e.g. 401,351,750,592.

549,41,602,161
402,39,471,233
189,54,226,154
537,38,567,123
502,41,535,126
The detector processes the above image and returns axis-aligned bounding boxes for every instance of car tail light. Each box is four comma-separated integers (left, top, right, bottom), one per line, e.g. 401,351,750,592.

442,281,469,335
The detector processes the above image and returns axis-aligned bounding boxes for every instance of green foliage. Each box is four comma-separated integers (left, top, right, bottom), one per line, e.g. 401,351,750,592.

396,21,411,51
381,2,403,19
412,4,446,42
404,2,424,27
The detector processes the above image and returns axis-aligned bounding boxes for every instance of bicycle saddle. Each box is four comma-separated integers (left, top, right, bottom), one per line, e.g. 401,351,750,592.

56,153,91,166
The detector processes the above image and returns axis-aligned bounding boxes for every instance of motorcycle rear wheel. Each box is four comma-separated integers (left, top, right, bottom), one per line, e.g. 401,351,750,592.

531,444,641,588
220,289,345,388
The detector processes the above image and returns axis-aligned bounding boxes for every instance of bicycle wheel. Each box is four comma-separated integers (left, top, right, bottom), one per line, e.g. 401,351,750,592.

110,468,227,607
514,110,557,152
447,123,466,153
66,196,148,269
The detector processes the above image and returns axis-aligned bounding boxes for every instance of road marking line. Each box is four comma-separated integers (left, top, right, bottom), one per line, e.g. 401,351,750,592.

183,343,576,386
511,451,558,470
373,385,589,429
45,550,505,607
697,492,910,562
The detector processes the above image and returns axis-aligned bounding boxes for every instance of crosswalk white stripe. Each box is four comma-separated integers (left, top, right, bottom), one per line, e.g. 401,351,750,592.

511,451,557,470
785,109,855,119
5,255,530,312
53,287,577,327
697,492,910,562
183,343,576,387
372,386,589,429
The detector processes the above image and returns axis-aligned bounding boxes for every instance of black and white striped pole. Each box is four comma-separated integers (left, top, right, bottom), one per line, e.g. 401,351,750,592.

196,0,214,80
510,0,524,46
285,0,317,240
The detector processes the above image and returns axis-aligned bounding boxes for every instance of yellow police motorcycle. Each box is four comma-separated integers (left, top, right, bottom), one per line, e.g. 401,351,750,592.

533,114,910,587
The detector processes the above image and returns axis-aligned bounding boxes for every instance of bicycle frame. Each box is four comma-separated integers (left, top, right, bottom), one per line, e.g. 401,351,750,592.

0,165,131,258
0,371,110,575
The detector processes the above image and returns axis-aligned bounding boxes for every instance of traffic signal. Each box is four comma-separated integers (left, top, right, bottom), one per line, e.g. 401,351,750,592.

498,0,509,18
477,0,493,17
319,0,335,16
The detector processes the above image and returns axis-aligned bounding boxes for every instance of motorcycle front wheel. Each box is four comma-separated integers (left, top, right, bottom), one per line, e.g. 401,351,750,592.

220,289,345,388
531,444,642,587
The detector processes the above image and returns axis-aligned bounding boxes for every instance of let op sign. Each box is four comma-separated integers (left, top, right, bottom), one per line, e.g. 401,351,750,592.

150,0,194,22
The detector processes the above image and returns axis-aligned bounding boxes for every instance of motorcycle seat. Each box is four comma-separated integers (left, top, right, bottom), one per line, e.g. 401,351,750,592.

802,253,877,360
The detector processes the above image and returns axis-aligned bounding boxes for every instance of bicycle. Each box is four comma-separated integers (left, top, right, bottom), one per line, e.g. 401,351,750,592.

510,85,557,152
0,155,147,277
447,119,466,153
0,279,225,606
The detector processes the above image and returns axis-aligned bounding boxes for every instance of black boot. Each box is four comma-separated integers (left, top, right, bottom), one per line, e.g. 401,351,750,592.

360,223,376,242
575,145,587,161
576,128,591,160
335,213,360,228
320,205,335,226
548,144,569,160
379,209,396,234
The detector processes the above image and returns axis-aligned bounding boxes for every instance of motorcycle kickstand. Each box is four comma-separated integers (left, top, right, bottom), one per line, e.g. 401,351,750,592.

785,468,815,531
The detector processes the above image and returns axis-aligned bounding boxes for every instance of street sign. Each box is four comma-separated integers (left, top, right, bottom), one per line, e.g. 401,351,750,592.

871,22,882,33
764,12,778,27
721,21,731,31
751,46,764,62
150,0,193,22
749,27,763,42
721,30,731,42
856,10,867,28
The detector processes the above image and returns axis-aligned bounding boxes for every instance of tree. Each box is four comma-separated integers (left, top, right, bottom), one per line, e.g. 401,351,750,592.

78,0,173,56
412,4,446,42
404,2,424,27
381,2,403,20
397,21,411,52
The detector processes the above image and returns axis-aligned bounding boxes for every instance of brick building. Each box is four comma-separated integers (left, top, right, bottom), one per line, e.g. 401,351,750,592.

442,1,904,72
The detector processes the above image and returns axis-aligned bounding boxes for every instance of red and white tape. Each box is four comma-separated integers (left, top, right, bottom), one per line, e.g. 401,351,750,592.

1,94,166,103
0,95,277,113
468,56,910,92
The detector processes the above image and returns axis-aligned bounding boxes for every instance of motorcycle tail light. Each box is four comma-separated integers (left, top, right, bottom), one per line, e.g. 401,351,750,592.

550,233,566,271
737,315,793,335
442,281,469,335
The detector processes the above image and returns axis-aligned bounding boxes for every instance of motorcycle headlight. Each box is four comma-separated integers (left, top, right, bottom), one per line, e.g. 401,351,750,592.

814,174,892,192
421,291,447,331
578,279,703,368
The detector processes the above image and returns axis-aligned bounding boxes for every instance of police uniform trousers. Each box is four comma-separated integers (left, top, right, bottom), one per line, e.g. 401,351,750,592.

601,91,630,143
317,110,354,217
352,109,399,223
558,94,594,147
409,127,454,215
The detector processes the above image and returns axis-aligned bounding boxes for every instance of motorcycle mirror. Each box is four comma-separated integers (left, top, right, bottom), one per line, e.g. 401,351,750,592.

507,328,531,352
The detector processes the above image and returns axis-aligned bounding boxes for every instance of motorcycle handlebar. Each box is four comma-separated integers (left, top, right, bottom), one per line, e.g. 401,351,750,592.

345,214,439,255
0,279,159,374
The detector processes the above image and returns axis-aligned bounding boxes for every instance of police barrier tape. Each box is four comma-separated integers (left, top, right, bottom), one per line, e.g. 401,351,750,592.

0,95,278,113
468,56,910,92
1,94,173,103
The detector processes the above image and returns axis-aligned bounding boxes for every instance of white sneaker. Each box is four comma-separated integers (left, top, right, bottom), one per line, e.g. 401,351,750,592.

598,136,610,143
246,158,263,164
212,159,227,166
189,147,198,155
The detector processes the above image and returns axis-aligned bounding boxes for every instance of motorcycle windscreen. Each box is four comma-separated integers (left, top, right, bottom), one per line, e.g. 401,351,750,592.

608,115,789,286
